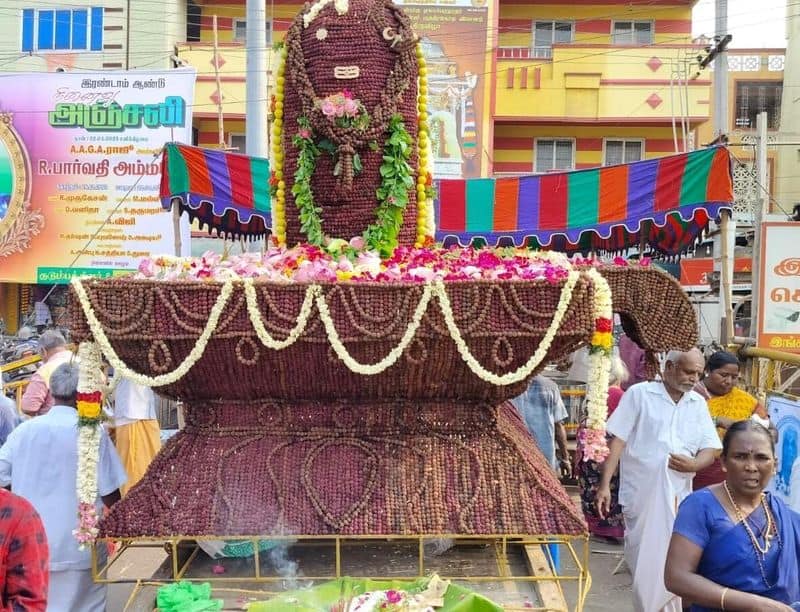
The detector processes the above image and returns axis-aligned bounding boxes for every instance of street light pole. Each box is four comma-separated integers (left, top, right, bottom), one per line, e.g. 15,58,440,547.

246,0,268,158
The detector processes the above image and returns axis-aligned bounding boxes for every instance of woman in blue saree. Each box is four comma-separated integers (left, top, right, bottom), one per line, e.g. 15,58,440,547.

665,420,800,611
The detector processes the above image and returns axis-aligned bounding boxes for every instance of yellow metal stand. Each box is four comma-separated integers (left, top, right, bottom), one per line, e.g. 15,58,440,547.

93,534,591,611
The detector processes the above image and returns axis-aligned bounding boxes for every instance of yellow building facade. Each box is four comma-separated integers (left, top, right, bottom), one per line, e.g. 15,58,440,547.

493,0,711,173
180,0,711,176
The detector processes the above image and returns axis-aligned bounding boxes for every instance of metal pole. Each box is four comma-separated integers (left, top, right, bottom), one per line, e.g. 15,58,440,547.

246,0,268,158
750,111,769,345
713,0,728,139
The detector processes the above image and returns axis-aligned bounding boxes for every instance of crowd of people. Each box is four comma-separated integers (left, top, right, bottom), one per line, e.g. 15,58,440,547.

512,347,800,612
0,330,161,611
2,325,800,610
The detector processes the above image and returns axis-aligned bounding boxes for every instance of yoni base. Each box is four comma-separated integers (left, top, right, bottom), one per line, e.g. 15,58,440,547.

100,401,587,538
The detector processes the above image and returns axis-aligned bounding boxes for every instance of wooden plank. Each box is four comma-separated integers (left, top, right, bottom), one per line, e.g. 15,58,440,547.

523,544,567,612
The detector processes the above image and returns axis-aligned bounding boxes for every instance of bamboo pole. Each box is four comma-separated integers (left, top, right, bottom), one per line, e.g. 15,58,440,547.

212,15,225,148
719,210,735,344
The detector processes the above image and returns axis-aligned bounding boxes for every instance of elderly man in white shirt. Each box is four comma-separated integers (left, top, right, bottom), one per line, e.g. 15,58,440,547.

111,376,161,495
596,348,721,612
0,362,127,612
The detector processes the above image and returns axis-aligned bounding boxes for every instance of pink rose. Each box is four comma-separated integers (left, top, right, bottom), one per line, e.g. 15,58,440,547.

385,590,402,604
349,235,365,250
343,97,359,118
321,99,336,117
299,128,311,139
334,103,345,117
137,258,157,277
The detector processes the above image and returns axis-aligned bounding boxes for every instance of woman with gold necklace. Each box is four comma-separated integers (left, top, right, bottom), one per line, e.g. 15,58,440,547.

665,421,800,611
693,351,771,490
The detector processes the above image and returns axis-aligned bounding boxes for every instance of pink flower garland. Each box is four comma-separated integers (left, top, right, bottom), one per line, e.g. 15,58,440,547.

136,245,576,284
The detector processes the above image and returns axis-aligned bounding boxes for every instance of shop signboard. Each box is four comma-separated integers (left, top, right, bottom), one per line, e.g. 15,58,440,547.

757,222,800,353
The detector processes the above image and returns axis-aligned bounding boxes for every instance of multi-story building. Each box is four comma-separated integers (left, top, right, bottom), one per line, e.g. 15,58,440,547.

0,0,187,71
177,0,712,175
492,0,711,173
696,48,784,218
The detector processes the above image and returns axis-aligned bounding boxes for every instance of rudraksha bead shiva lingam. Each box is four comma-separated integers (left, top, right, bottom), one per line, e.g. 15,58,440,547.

67,0,699,541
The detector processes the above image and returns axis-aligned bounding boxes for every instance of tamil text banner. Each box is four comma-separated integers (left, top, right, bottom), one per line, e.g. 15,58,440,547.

0,69,195,283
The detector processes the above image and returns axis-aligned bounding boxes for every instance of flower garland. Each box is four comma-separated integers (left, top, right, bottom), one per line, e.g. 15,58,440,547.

415,43,435,247
74,341,104,546
244,278,319,350
581,268,614,462
433,271,580,386
271,48,287,245
291,118,325,246
362,115,414,256
316,283,434,375
291,114,416,255
75,267,588,386
70,276,235,387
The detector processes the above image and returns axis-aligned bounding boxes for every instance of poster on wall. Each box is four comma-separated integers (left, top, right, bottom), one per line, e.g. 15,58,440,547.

395,0,489,179
757,222,800,353
0,68,196,284
767,394,800,511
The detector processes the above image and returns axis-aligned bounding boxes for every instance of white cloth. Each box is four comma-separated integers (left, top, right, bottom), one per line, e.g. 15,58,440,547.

606,381,721,612
0,405,127,571
112,378,157,427
47,568,106,612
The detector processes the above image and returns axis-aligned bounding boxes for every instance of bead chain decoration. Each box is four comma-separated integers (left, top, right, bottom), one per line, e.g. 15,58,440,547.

433,270,580,386
71,277,235,387
723,480,781,588
271,48,288,245
73,269,601,387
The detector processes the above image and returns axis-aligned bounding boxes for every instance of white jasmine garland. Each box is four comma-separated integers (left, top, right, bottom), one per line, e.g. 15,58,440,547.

76,426,101,503
71,277,235,387
433,271,580,386
76,341,104,393
584,268,613,430
73,271,591,387
316,283,434,375
244,279,320,350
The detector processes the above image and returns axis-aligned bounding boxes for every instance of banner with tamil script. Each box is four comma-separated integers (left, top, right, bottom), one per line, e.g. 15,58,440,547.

0,69,195,283
395,0,491,179
757,222,800,353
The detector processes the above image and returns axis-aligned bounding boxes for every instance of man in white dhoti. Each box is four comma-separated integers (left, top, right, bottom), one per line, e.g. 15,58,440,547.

596,348,721,612
0,362,127,612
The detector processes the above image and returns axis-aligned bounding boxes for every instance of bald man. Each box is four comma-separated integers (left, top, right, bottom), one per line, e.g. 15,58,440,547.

596,349,722,612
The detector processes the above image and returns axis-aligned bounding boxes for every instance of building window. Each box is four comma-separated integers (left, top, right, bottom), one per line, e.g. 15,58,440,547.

233,18,272,44
612,21,653,45
533,21,573,59
229,133,246,152
535,139,574,173
734,81,782,129
22,7,103,52
604,139,644,166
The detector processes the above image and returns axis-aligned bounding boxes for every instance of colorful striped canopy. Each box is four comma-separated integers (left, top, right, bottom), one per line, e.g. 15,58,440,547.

434,147,734,255
160,143,271,238
159,143,733,255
